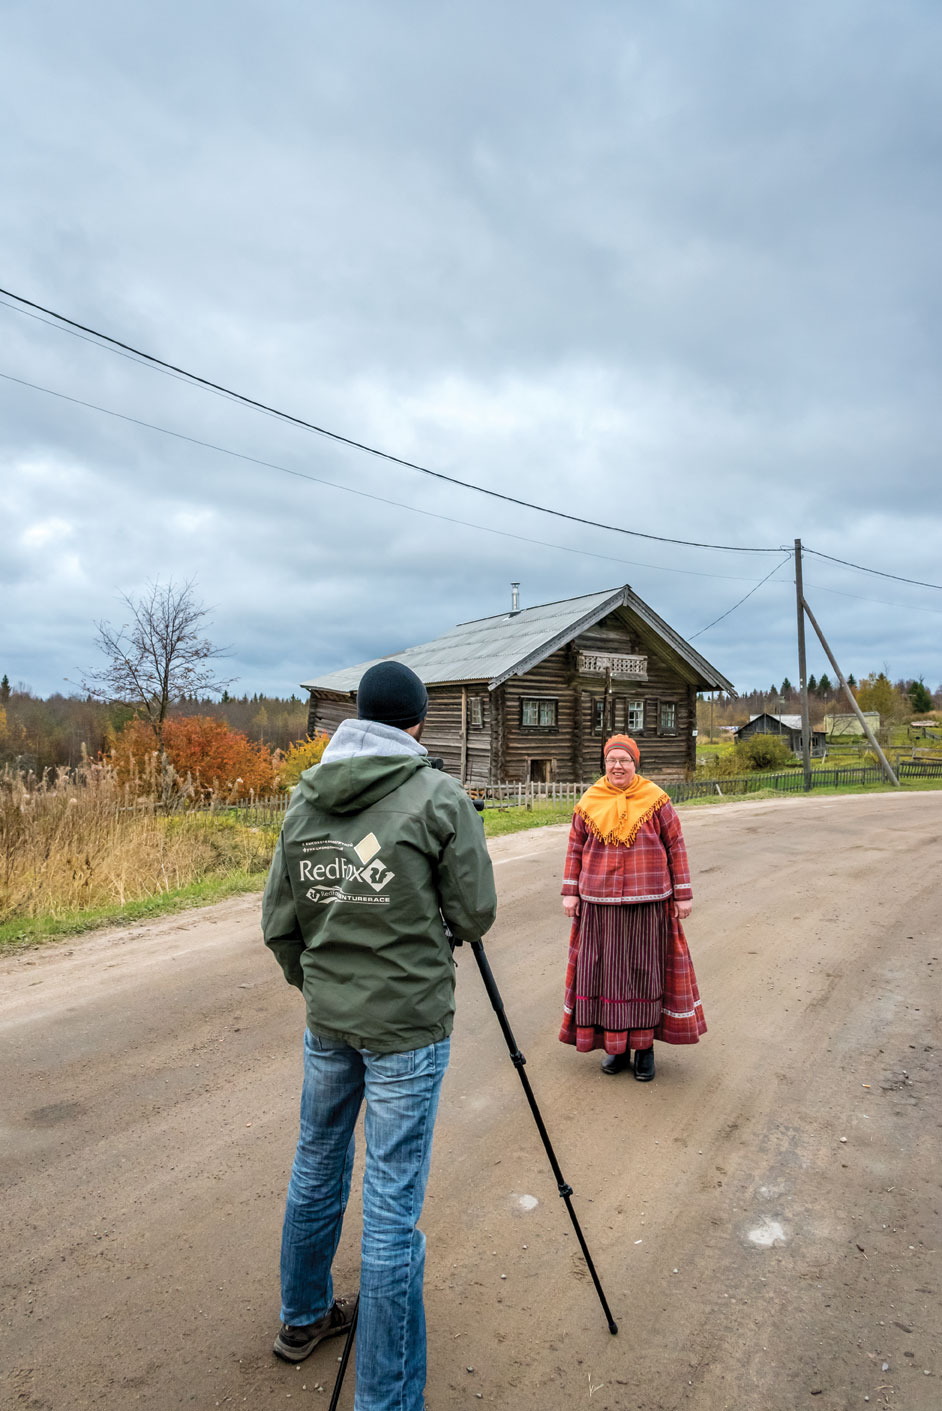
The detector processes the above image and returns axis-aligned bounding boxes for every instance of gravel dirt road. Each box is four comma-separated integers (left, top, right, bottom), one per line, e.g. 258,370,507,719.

1,791,940,1411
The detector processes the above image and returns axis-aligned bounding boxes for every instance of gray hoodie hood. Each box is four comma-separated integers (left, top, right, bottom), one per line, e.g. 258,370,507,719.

298,717,429,815
321,717,428,763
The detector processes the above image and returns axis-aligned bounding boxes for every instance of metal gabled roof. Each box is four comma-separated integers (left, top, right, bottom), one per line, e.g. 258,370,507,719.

301,585,734,695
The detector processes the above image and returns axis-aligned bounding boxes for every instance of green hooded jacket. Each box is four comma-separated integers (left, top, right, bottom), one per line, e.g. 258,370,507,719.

262,752,497,1052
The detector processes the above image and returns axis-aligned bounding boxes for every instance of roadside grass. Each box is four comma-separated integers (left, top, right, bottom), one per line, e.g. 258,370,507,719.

0,869,269,948
0,800,576,948
0,764,279,950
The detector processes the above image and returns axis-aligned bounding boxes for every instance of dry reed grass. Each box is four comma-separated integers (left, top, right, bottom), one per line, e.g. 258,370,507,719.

0,757,274,924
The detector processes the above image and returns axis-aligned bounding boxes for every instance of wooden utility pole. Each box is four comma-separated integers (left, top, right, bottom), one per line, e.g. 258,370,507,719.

794,539,813,790
460,686,469,785
800,595,899,786
599,666,612,773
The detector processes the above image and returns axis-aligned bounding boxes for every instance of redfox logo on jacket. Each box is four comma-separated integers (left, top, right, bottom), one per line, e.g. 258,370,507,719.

297,832,395,906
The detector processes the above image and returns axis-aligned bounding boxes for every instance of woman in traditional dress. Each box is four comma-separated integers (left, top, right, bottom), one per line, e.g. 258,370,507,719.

559,734,706,1080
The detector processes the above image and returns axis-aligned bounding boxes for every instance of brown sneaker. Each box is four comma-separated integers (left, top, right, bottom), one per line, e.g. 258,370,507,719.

273,1297,355,1363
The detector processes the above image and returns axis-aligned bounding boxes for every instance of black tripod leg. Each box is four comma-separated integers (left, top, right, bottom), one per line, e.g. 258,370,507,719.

327,1295,359,1411
468,940,618,1334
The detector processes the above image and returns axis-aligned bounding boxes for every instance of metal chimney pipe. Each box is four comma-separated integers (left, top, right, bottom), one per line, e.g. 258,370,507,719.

511,582,520,613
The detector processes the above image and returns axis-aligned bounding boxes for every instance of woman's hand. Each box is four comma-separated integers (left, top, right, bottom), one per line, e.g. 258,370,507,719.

671,899,692,921
563,896,580,920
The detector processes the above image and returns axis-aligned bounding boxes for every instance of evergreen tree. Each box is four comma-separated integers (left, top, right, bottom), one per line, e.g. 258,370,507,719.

847,673,857,689
908,678,933,714
0,673,9,704
807,674,817,693
780,677,793,696
817,673,832,696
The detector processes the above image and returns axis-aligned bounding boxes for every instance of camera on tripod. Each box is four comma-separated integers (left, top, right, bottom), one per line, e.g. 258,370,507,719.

428,757,486,811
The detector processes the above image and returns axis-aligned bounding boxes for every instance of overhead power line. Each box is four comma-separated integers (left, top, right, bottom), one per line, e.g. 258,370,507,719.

0,284,784,556
803,545,942,592
4,285,940,594
688,555,793,640
802,577,942,616
0,369,776,586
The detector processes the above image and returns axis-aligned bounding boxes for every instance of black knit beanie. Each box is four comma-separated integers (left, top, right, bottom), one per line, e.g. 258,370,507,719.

356,661,428,729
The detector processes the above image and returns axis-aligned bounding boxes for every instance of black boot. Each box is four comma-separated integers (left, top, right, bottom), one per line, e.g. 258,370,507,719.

601,1050,631,1075
633,1046,655,1081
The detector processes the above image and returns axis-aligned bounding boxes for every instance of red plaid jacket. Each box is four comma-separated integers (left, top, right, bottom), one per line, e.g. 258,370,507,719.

561,803,692,904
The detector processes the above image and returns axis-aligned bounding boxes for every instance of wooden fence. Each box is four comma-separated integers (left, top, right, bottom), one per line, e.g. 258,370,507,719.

214,793,291,827
660,759,942,802
466,758,942,808
218,758,942,825
468,781,589,809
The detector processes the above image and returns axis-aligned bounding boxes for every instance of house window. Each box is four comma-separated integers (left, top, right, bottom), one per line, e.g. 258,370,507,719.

659,701,677,734
520,698,558,729
628,700,644,732
592,697,618,734
468,696,485,728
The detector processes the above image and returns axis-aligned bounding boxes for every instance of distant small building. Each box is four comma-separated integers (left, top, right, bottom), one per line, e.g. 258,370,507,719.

735,713,826,754
823,711,880,738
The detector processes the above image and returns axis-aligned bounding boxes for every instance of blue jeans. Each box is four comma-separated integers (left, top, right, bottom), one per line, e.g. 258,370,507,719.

280,1028,450,1411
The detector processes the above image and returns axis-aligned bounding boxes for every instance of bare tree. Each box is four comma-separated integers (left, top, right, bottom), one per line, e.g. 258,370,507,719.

84,580,233,749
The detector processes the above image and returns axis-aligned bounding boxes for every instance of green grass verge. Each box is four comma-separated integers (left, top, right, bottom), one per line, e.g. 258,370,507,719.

482,803,573,836
0,868,268,951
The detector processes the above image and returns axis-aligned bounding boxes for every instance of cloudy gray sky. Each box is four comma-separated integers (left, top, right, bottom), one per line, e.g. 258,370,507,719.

3,0,941,700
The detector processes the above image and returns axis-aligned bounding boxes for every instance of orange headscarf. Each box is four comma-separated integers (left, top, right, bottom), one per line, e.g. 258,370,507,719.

575,736,668,848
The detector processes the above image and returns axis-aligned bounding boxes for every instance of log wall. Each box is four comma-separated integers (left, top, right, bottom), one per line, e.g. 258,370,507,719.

308,684,492,784
308,693,357,737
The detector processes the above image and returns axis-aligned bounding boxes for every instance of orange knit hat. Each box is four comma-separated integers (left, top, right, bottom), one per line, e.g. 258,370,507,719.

603,734,640,764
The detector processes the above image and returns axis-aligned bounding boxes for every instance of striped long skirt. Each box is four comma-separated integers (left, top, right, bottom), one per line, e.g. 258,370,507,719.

559,900,707,1056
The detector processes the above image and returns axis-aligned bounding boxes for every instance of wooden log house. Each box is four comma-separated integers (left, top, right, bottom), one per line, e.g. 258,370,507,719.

301,586,734,785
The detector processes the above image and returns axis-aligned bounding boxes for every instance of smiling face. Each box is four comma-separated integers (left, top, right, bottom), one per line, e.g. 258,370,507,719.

604,748,636,788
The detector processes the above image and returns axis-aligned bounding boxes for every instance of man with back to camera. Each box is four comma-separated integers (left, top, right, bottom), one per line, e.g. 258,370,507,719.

262,660,497,1411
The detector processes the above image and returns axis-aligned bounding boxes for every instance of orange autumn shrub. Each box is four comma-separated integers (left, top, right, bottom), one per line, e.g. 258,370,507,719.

111,716,275,800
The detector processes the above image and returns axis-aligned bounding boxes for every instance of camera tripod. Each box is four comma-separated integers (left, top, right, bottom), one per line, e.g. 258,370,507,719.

326,934,618,1410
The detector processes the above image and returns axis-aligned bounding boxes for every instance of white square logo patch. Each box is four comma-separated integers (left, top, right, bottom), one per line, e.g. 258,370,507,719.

354,833,381,865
